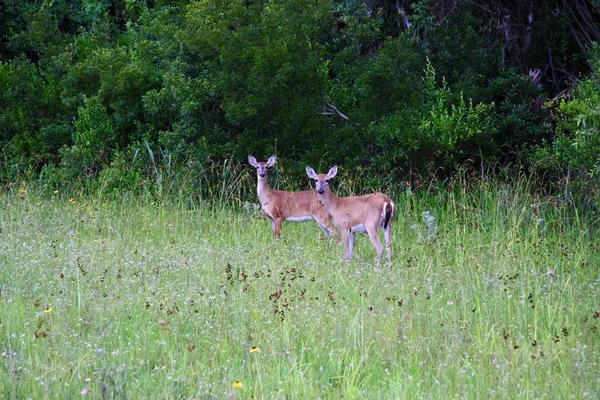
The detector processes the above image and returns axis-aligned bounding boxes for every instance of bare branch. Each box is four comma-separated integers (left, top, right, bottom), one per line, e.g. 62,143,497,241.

550,88,572,104
396,0,411,30
501,11,514,67
563,0,594,46
574,0,600,41
316,95,360,127
569,25,587,53
550,54,577,83
522,1,534,52
547,46,559,85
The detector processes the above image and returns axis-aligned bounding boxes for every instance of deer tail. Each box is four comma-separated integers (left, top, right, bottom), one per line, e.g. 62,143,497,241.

383,200,395,230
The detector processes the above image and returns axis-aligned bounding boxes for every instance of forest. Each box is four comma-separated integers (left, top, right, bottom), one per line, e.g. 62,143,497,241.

1,0,600,197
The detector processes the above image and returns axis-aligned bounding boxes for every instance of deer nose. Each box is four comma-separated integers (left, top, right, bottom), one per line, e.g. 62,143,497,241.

259,173,265,177
318,188,324,195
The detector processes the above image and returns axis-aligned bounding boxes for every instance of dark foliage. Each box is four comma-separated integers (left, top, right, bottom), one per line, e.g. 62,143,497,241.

1,0,599,191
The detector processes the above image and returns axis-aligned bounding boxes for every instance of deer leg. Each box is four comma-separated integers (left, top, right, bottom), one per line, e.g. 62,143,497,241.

347,231,356,262
271,218,282,240
328,223,341,245
341,229,351,264
314,218,333,239
314,212,339,244
384,223,392,264
366,226,384,266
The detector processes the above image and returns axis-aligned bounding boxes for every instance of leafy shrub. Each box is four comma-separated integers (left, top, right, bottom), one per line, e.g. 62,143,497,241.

60,95,115,177
533,44,600,178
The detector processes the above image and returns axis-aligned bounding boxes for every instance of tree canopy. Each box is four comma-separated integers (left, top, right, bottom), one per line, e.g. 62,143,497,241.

1,0,600,188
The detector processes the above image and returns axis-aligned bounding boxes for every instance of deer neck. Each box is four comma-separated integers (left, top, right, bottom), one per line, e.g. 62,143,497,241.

256,176,271,205
318,186,339,216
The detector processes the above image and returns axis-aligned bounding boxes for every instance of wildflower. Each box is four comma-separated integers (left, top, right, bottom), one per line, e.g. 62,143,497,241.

37,202,42,206
53,190,59,195
249,347,261,353
69,198,76,204
44,307,53,313
536,218,546,230
421,211,438,239
80,388,88,395
447,301,454,305
232,381,243,388
162,298,167,303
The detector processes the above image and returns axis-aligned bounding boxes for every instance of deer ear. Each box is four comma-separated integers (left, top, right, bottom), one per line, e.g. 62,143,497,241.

267,155,277,167
327,166,338,179
306,166,316,179
248,155,257,166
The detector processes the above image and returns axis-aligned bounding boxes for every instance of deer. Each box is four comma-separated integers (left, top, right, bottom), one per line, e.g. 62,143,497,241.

306,165,395,265
248,155,336,241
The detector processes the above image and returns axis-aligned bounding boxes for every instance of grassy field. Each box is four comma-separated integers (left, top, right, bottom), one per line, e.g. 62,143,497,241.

1,180,599,399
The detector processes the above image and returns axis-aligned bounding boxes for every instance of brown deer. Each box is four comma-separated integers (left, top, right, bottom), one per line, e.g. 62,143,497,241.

306,165,394,265
248,155,335,240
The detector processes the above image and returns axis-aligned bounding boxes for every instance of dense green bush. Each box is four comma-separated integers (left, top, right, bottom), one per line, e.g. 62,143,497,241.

1,0,599,194
533,44,600,179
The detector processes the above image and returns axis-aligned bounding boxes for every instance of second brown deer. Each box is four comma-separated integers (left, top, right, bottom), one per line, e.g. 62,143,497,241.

306,165,394,265
248,155,335,241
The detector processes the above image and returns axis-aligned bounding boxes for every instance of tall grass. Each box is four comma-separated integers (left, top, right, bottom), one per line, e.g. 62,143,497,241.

1,170,599,399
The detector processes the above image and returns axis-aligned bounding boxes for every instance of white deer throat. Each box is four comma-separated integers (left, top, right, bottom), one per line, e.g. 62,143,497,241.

256,182,271,206
318,191,337,218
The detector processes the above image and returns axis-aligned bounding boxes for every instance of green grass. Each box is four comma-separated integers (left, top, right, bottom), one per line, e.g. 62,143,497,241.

1,181,599,399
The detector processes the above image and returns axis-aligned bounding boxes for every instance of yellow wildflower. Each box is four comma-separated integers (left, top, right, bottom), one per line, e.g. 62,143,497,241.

53,190,59,195
232,381,243,388
44,307,53,313
249,347,261,353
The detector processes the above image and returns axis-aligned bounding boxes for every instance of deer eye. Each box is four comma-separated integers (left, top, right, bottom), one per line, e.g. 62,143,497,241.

314,178,318,182
325,179,329,183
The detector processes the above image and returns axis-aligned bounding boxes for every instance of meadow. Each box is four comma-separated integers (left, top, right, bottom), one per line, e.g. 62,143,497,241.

1,176,599,399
